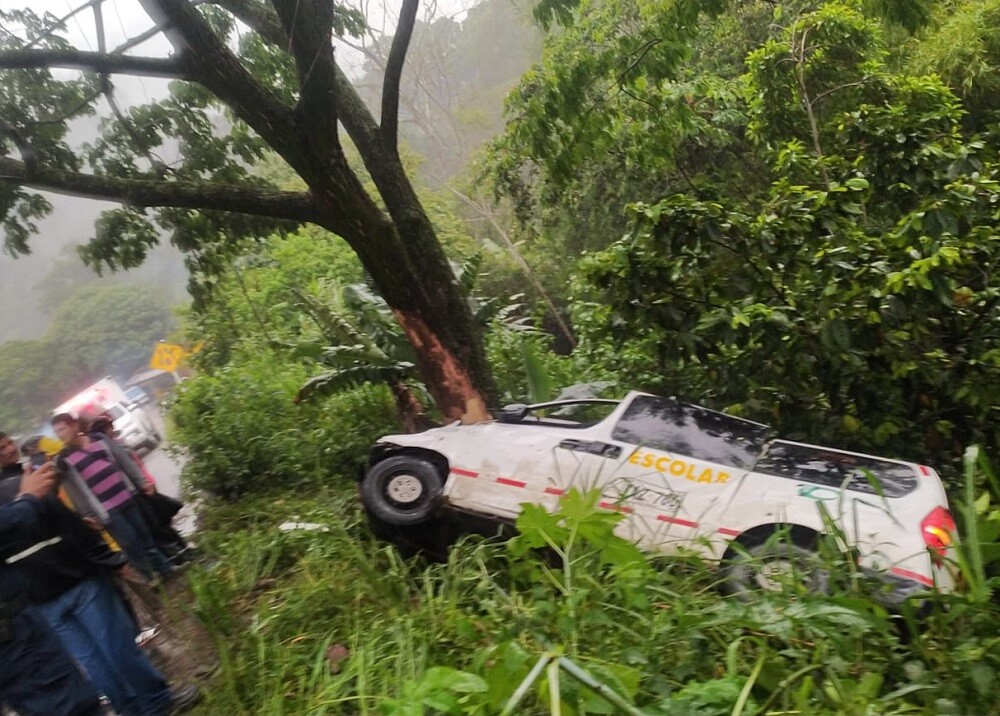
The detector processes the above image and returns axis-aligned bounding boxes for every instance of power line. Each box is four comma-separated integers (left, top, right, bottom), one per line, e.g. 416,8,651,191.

63,0,95,50
110,0,150,103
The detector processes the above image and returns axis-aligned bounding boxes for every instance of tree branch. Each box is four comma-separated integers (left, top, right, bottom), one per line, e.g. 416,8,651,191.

380,0,419,152
205,0,285,45
205,0,388,177
440,181,577,349
0,119,38,167
271,0,340,158
0,48,187,78
137,0,300,163
0,156,321,225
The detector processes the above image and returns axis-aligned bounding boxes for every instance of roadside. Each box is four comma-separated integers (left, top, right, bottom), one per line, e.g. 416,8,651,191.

139,405,198,537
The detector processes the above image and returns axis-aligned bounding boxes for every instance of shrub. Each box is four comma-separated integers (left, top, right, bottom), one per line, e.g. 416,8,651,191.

187,480,1000,715
170,351,398,497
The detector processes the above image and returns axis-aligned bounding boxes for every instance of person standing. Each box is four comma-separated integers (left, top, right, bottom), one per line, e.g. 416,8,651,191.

85,413,191,566
0,462,105,716
51,414,172,579
1,458,199,715
0,432,24,503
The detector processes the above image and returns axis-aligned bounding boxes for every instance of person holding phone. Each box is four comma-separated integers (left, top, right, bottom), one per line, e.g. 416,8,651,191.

1,461,106,716
2,458,199,715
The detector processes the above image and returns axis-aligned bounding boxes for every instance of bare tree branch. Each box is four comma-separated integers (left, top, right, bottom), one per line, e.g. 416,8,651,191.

0,48,186,78
440,181,576,349
381,0,419,152
0,155,322,224
112,0,214,53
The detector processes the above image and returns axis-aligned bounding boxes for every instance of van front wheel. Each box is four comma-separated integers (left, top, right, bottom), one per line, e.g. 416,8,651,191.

361,456,444,526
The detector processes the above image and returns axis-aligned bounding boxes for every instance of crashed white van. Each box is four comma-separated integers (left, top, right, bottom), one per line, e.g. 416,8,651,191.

362,392,956,600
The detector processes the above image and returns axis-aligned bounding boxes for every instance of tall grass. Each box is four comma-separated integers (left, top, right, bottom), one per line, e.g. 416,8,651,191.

180,452,1000,715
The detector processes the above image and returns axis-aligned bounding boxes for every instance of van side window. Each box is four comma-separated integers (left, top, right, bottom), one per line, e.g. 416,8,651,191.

757,441,918,497
612,396,771,470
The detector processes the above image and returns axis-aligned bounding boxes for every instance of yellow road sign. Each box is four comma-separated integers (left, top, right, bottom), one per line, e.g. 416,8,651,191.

149,342,187,372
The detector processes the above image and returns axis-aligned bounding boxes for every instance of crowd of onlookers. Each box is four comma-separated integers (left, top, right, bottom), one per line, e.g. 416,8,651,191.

1,409,201,716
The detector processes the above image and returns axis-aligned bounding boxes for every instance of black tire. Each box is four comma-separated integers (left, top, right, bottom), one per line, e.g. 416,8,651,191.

361,456,444,526
719,532,828,598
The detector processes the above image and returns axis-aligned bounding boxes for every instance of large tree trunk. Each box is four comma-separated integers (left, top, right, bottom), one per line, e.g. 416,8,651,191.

312,176,495,424
167,0,496,424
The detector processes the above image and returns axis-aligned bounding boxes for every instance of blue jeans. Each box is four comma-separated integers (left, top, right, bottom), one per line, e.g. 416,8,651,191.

0,604,103,716
36,577,171,716
107,500,172,577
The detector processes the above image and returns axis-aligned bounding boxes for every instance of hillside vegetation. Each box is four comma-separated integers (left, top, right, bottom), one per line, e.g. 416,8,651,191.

152,1,1000,712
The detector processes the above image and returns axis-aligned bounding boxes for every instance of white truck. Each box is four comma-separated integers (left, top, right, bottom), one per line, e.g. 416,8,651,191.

53,376,161,452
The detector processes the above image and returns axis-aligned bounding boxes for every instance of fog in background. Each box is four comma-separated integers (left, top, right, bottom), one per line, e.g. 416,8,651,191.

1,0,180,340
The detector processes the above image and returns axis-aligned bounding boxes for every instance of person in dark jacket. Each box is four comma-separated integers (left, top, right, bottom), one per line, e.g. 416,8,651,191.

1,459,198,715
0,431,24,503
0,462,105,716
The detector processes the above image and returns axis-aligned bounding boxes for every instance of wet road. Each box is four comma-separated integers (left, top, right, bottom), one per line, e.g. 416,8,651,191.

139,405,184,498
136,404,197,534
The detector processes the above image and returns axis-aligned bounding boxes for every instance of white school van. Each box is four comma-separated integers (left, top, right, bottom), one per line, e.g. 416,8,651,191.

361,392,957,601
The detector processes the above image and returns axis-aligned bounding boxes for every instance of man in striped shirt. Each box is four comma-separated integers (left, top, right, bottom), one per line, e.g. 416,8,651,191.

52,413,172,579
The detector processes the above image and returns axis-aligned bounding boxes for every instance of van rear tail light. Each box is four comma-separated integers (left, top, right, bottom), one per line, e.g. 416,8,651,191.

921,506,956,561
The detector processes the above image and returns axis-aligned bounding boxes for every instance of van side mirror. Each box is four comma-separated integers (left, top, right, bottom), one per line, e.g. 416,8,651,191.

496,404,529,423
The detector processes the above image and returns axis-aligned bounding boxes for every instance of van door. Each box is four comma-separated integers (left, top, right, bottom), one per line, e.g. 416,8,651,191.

605,396,772,555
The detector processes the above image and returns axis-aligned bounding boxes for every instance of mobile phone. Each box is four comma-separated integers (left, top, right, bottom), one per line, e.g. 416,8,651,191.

29,452,48,469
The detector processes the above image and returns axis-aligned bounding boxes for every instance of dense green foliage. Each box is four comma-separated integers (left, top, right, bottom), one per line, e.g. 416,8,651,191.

0,281,174,432
170,353,397,497
180,451,1000,715
49,283,175,375
908,0,1000,127
570,4,1000,469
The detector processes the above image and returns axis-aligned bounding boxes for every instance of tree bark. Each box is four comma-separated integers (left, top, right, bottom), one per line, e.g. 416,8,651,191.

0,157,318,223
310,183,495,423
0,48,185,77
388,378,432,433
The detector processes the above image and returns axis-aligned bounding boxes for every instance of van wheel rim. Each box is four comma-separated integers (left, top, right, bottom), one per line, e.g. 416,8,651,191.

386,474,423,505
756,559,798,591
